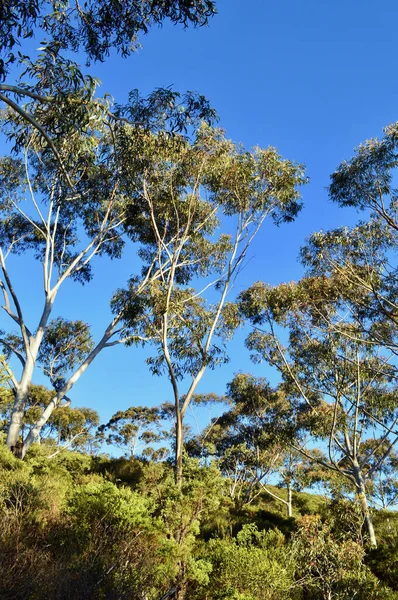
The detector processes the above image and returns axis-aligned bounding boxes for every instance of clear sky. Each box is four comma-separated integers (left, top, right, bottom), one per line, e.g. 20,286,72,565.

3,0,398,430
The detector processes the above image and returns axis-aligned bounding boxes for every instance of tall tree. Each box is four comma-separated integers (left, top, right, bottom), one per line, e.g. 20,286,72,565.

204,373,316,515
0,0,219,459
115,124,307,484
240,282,398,546
0,94,216,458
299,122,398,355
237,122,398,544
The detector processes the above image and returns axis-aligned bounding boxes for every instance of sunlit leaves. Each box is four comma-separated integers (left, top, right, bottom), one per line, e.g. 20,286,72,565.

98,405,169,458
0,0,217,80
38,318,93,389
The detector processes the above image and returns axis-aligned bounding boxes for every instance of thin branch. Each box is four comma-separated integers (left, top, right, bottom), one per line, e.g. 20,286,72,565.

0,93,75,190
104,334,151,347
47,431,86,458
0,338,25,367
0,354,18,389
0,250,32,350
259,481,289,506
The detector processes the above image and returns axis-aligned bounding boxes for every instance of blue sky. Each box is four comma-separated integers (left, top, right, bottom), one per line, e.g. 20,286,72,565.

3,0,398,431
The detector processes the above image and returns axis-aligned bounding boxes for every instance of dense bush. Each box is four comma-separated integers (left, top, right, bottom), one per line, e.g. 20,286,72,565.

0,445,397,599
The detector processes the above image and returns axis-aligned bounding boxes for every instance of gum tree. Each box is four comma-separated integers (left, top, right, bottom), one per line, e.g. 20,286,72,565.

240,282,398,546
237,123,398,545
98,405,169,459
114,124,307,484
0,90,216,457
220,373,316,516
299,122,398,355
0,0,218,458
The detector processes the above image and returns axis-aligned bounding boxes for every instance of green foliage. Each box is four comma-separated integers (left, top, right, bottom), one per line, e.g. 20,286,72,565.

198,525,298,600
0,0,217,80
66,480,153,540
367,512,398,590
98,404,169,458
0,443,397,599
38,318,94,388
293,514,397,599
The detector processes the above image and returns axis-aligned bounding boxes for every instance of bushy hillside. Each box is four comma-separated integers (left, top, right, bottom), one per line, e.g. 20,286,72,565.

1,444,397,600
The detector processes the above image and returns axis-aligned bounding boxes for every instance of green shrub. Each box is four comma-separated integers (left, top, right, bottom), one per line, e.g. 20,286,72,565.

195,525,298,600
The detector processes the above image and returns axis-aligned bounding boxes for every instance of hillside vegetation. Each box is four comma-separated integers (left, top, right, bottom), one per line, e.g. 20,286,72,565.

1,443,397,600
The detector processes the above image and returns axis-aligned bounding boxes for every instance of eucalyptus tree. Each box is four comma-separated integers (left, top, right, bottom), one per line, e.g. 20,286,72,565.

189,410,284,506
298,122,398,355
0,0,216,146
199,373,315,515
240,282,398,546
0,0,220,459
0,90,216,458
113,125,307,484
98,405,170,459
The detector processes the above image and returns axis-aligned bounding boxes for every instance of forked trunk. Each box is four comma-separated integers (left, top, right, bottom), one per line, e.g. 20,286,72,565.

13,318,119,458
6,298,54,455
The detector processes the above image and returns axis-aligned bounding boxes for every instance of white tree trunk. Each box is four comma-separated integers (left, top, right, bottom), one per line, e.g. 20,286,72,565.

6,357,35,450
287,483,293,518
353,466,377,547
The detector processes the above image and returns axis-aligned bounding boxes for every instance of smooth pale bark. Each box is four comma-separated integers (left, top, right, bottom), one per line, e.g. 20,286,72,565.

287,483,293,518
261,483,293,517
7,389,29,450
7,356,36,450
21,315,121,457
175,410,184,488
353,465,377,547
6,294,55,452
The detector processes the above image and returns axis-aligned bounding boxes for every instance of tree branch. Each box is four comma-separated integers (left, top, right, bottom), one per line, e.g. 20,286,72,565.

0,92,75,190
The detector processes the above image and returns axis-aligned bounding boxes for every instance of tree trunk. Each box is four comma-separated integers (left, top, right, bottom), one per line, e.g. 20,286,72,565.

357,487,377,547
6,390,26,451
6,297,54,454
175,582,187,600
353,466,377,547
22,394,60,457
22,319,119,456
6,357,35,452
287,483,293,518
175,410,183,487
